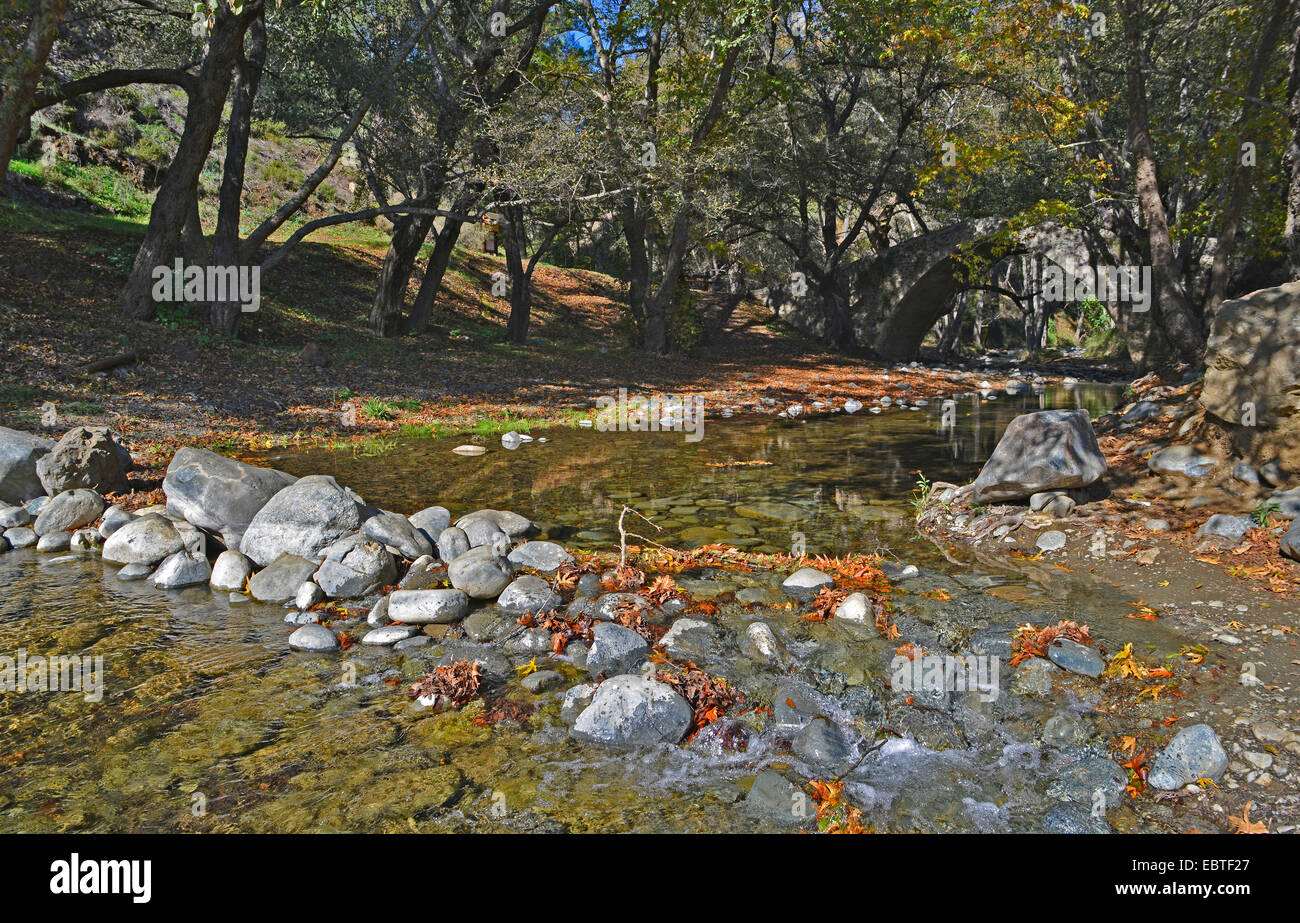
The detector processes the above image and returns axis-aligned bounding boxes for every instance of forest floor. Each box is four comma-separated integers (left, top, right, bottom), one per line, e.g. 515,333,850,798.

0,198,1126,474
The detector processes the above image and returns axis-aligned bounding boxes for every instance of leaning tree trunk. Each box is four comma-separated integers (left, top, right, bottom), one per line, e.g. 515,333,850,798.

119,9,248,320
1120,0,1204,367
368,212,434,336
209,8,266,336
0,0,70,183
405,182,481,334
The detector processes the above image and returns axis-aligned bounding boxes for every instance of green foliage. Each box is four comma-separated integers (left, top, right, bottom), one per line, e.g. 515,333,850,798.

260,157,305,187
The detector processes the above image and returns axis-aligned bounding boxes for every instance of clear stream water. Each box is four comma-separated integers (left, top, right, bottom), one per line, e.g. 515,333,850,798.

3,381,1198,833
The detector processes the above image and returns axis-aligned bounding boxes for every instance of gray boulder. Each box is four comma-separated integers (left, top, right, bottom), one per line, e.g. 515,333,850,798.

1201,282,1300,428
507,540,574,573
497,575,562,614
0,505,31,528
362,510,433,560
1147,444,1217,478
586,622,649,677
781,567,833,601
436,526,470,563
1282,519,1300,562
210,549,254,592
972,409,1106,502
387,588,470,624
248,553,319,603
239,474,362,566
456,508,533,540
0,426,53,504
313,534,395,599
33,488,105,536
101,513,184,566
36,425,130,495
288,624,339,653
408,505,451,541
4,527,36,548
1148,724,1228,790
36,531,70,552
1197,514,1254,543
446,545,514,599
152,551,212,589
163,447,297,547
571,674,693,747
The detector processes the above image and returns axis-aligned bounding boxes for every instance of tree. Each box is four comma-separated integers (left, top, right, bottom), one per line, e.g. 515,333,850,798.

0,0,70,184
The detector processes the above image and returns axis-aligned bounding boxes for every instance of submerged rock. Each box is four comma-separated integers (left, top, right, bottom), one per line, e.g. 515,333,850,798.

1148,724,1228,790
572,674,693,747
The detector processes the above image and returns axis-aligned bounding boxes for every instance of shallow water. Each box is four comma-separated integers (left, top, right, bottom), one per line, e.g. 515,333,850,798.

2,380,1185,834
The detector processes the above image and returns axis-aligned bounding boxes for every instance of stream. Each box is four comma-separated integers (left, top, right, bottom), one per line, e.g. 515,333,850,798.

3,380,1218,834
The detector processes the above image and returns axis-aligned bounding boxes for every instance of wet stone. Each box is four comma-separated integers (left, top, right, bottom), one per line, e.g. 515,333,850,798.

1043,803,1111,834
1148,724,1228,790
1046,638,1103,678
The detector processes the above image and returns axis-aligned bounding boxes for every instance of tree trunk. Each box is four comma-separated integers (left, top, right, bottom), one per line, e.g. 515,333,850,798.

621,206,650,337
119,8,249,320
0,0,70,183
368,212,434,336
1203,0,1290,315
406,182,481,334
1120,0,1204,367
501,204,531,343
1288,7,1300,279
210,8,266,336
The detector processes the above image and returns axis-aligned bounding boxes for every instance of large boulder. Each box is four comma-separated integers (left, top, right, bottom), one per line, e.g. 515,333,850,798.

36,426,131,496
163,447,297,548
446,545,514,599
239,474,362,567
248,553,319,603
32,488,105,536
101,513,186,566
0,426,52,504
1202,282,1300,428
362,510,433,560
972,409,1107,502
313,533,396,599
572,674,693,747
